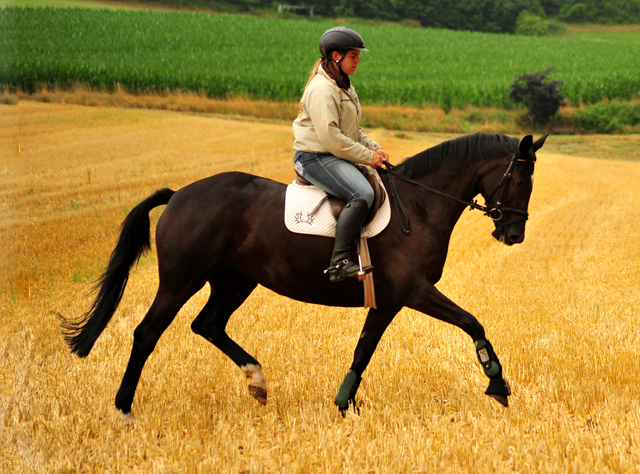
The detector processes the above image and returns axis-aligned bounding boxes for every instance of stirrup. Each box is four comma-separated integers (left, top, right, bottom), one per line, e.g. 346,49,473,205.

324,259,374,283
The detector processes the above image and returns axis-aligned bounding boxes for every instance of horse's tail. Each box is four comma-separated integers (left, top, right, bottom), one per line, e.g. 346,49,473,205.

61,188,175,358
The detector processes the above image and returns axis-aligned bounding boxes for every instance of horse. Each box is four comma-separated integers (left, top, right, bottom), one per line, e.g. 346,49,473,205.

61,132,548,424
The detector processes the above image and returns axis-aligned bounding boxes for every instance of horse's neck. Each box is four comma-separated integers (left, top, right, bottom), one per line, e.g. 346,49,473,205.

419,158,486,202
401,158,489,229
445,160,485,201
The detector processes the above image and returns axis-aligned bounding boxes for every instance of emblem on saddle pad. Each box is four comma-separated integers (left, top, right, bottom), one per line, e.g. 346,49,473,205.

284,169,391,238
293,211,315,226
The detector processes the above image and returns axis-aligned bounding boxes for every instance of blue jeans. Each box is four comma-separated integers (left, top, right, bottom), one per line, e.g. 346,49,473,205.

293,151,374,207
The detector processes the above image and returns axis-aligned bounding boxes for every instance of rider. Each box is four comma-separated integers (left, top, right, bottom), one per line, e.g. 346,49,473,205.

293,26,390,283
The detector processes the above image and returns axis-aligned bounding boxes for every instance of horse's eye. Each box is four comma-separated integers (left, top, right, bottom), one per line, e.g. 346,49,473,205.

516,180,524,188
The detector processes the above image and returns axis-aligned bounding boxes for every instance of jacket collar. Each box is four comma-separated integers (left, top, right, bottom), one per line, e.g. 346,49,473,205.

318,64,354,96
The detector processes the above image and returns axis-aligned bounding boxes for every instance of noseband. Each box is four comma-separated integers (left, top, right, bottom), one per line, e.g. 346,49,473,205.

382,152,532,235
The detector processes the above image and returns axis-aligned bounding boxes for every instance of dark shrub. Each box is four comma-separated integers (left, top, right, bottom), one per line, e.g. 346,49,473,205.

509,67,566,126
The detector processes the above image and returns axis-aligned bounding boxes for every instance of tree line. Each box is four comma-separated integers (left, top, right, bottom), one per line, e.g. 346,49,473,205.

139,0,640,33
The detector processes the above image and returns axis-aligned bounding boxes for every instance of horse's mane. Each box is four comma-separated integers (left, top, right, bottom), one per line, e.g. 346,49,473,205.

399,133,518,179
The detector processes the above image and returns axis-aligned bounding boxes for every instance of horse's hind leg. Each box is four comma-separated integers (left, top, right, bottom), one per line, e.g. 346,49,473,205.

190,271,265,404
115,283,197,422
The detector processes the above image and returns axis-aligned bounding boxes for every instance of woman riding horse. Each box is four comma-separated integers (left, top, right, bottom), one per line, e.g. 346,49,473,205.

293,27,390,282
61,131,548,422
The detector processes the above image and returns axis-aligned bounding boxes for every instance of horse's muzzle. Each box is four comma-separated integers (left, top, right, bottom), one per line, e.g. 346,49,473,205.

504,232,524,246
492,227,524,246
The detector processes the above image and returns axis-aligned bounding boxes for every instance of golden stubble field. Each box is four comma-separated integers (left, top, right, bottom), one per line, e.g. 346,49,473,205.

2,101,640,473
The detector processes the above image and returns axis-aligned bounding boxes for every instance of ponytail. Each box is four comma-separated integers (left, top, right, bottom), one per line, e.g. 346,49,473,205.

298,55,349,118
301,58,323,95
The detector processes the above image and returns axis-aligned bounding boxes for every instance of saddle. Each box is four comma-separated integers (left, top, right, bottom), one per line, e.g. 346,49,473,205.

294,164,387,226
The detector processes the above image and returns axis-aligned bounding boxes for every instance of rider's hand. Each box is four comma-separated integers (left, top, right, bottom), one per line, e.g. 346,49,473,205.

371,148,390,169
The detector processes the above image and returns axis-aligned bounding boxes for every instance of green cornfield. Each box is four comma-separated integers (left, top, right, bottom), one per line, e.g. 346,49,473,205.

2,7,640,108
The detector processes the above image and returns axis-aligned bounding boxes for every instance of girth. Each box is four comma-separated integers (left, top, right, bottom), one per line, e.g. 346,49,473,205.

295,164,386,226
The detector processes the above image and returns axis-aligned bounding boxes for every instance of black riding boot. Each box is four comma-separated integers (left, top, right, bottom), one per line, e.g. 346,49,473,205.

325,199,374,282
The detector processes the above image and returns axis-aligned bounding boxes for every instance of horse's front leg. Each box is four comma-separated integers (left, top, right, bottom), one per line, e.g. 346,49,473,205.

335,306,402,414
407,283,511,406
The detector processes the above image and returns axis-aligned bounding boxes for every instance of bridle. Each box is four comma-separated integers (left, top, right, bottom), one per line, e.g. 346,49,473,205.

483,152,533,231
382,152,533,235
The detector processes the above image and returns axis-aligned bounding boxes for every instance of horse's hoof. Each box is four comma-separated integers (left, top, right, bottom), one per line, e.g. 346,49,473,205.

337,398,361,418
488,393,509,407
121,411,135,427
249,384,267,405
242,364,267,405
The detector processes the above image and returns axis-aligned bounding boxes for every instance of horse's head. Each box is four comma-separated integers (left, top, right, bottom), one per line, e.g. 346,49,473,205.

479,134,548,246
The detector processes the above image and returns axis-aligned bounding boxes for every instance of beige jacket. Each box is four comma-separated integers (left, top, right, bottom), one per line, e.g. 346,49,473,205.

293,65,379,165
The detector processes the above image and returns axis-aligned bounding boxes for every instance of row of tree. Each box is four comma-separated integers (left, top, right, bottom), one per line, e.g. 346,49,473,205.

147,0,640,33
281,0,640,32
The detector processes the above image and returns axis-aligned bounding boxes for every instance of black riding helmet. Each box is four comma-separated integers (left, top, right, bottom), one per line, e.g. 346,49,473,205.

319,27,369,60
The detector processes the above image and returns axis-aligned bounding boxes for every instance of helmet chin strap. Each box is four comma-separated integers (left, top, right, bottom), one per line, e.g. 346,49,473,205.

328,51,351,88
333,52,346,73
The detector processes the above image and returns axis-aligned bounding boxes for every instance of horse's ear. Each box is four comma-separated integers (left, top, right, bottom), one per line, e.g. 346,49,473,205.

519,135,533,155
532,134,549,152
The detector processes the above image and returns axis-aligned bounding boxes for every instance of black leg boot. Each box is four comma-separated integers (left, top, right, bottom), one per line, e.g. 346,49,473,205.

324,199,374,282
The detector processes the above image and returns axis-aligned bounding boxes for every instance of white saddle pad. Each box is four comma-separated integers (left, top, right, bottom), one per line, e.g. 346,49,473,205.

284,171,391,238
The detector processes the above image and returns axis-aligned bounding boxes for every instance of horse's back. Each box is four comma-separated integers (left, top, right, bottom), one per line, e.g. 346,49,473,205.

161,171,283,222
172,171,284,204
154,172,285,272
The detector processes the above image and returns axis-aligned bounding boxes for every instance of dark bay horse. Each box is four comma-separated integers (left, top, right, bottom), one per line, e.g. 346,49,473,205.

62,132,547,423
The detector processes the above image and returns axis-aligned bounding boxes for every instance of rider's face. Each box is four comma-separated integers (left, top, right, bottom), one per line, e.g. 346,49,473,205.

332,50,361,76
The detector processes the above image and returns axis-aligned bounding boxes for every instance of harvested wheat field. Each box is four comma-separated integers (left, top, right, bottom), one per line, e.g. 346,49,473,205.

2,101,640,473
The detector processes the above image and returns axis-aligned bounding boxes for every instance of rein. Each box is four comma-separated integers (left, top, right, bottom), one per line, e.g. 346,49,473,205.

381,153,530,235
